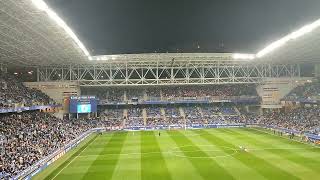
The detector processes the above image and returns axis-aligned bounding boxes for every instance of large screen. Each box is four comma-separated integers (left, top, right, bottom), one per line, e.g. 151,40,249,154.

77,104,91,113
69,96,97,113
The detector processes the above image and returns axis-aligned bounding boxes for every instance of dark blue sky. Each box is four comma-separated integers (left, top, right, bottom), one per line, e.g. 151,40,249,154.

46,0,320,55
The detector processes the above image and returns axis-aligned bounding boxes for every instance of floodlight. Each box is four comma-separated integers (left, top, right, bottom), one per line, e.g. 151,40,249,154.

232,53,255,60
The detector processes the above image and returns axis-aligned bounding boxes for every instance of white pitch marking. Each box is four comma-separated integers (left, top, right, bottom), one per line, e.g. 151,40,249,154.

51,136,99,180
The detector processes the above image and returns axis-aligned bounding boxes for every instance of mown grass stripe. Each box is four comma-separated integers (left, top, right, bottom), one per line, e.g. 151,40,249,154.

184,130,268,180
157,131,206,180
111,131,141,180
44,134,99,180
248,128,320,154
228,128,320,173
244,128,320,161
197,129,300,180
82,132,128,180
141,131,172,180
168,130,235,180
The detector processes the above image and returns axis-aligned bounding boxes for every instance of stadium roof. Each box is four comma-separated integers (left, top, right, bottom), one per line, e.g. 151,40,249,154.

255,19,320,64
91,18,320,64
0,0,319,67
0,0,89,66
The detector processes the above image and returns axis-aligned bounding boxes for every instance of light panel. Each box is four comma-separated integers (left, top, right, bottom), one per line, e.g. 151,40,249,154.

232,53,255,60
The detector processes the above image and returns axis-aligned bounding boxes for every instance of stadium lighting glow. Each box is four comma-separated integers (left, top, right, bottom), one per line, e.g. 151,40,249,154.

90,55,121,61
30,0,91,58
30,0,320,62
232,53,255,60
256,18,320,58
31,0,48,11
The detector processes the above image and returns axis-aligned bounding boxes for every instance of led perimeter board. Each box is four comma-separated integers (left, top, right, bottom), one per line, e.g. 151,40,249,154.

69,96,97,113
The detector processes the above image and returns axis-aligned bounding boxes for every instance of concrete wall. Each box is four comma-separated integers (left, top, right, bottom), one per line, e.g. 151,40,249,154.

257,77,313,109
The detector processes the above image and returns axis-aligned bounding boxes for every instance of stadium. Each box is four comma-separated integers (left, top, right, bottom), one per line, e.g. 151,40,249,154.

0,0,320,179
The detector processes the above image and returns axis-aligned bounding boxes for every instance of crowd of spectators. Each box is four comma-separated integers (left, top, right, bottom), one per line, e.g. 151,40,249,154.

161,85,257,99
146,107,165,127
126,88,144,100
101,109,124,127
202,106,221,117
126,108,144,127
102,109,124,120
185,107,203,125
0,72,53,108
87,84,258,103
146,88,161,100
82,88,124,103
165,107,184,126
223,116,242,124
261,107,320,135
0,112,103,179
242,113,261,124
206,116,225,124
284,80,320,101
221,107,237,115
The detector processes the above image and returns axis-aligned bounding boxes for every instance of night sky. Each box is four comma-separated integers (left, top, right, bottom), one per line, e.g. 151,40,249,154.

46,0,320,55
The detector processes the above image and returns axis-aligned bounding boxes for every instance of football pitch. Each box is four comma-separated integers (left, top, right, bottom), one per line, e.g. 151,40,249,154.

35,128,320,180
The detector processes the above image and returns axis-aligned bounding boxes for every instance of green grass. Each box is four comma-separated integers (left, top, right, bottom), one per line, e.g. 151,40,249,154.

34,128,320,180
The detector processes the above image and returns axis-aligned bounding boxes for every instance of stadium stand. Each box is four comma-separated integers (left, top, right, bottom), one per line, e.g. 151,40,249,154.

165,107,184,127
101,109,124,127
0,72,53,109
261,107,320,136
161,85,257,98
284,79,320,101
184,106,204,126
146,88,161,100
146,107,165,127
82,88,125,103
126,88,145,100
1,81,320,178
86,84,259,103
126,108,144,127
201,106,222,117
0,112,103,179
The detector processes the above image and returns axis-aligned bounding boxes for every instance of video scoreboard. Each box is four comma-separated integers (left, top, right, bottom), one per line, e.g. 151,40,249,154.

69,96,97,113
